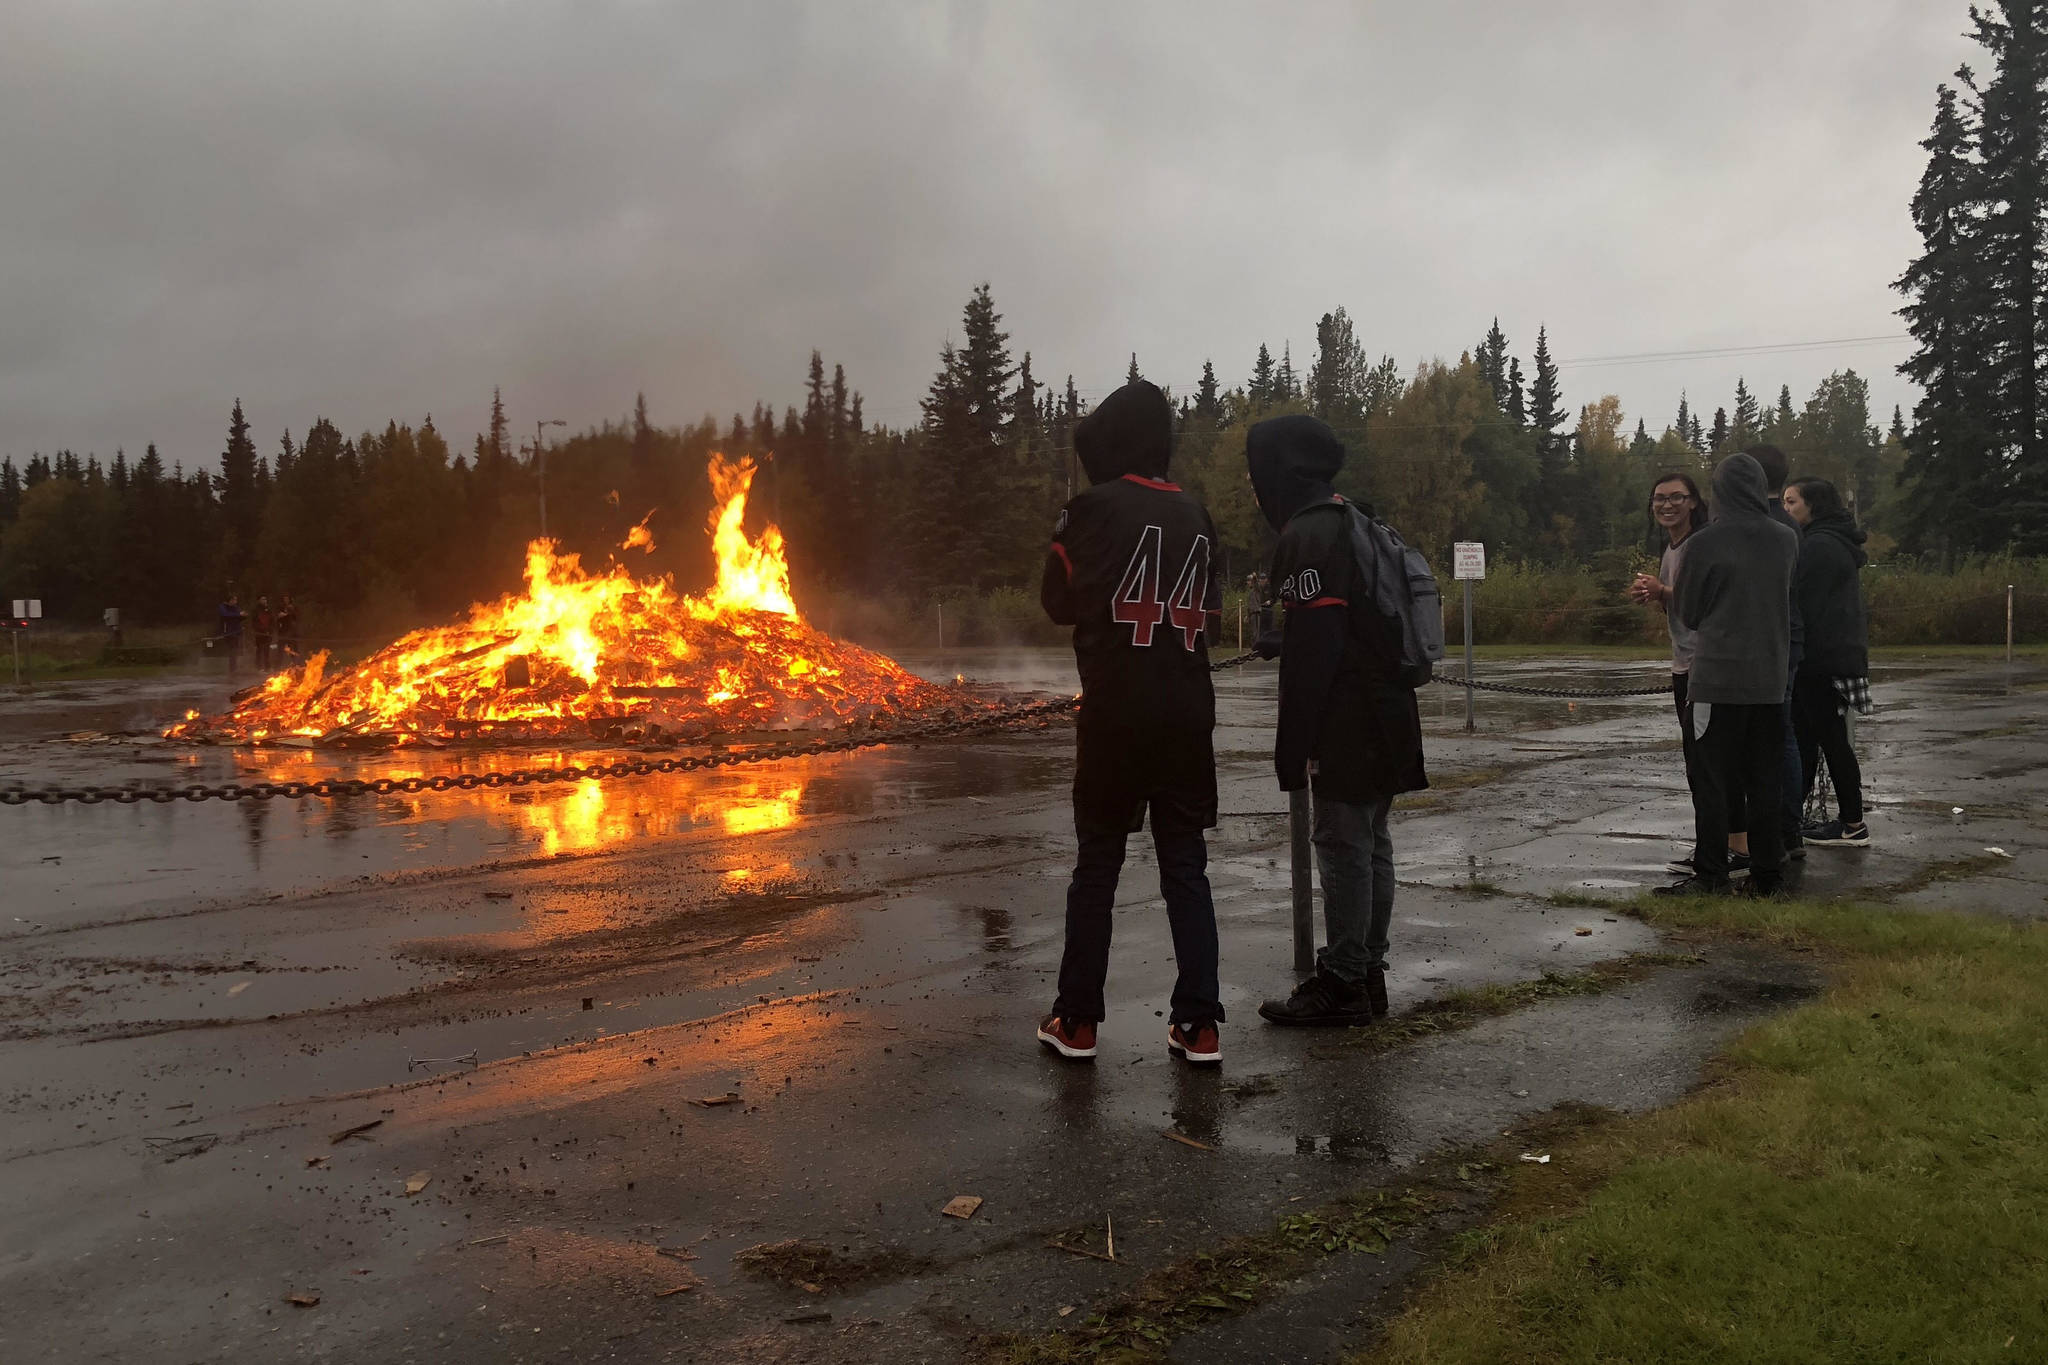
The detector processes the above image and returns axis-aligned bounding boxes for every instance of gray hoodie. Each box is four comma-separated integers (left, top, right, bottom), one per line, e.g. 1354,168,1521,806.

1675,454,1798,705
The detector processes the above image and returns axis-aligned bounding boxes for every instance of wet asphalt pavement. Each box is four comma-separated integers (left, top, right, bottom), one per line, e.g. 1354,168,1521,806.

1,649,2043,1363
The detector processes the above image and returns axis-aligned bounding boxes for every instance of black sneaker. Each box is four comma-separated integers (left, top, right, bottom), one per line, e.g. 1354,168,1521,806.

1727,851,1752,873
1652,873,1732,898
1365,966,1389,1019
1806,820,1870,847
1742,875,1787,900
1258,971,1375,1027
1666,851,1696,875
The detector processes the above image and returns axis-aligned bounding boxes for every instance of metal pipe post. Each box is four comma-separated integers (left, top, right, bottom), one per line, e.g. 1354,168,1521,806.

2009,584,2016,664
1289,787,1314,974
1463,579,1475,732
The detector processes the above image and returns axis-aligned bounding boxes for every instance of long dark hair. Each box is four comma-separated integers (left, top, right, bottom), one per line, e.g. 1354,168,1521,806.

1790,476,1849,523
1648,471,1707,547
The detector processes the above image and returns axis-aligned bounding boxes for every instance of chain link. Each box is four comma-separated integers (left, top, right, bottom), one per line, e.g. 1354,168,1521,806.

0,650,1332,809
1427,670,1670,699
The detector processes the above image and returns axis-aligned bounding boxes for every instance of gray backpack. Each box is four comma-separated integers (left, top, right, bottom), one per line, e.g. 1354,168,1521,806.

1344,504,1444,689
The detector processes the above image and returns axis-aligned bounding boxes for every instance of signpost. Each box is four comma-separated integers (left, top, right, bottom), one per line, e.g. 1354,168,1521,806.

6,599,38,686
1452,543,1485,732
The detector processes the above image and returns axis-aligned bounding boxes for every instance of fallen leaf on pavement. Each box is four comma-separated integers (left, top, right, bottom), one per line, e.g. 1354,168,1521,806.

329,1119,383,1145
226,981,251,997
1058,1305,1076,1317
692,1093,741,1108
286,1293,320,1308
1519,1153,1552,1164
1163,1131,1213,1151
941,1195,983,1220
1574,927,1593,936
655,1246,699,1261
305,1155,329,1169
404,1171,432,1195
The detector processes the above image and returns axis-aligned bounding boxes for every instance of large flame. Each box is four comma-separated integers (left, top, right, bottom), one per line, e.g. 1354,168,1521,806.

172,454,970,746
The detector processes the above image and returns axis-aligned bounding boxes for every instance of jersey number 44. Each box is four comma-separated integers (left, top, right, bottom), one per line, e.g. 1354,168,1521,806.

1111,525,1210,649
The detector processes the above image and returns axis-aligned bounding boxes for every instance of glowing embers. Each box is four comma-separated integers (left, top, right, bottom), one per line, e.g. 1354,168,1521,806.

170,455,973,747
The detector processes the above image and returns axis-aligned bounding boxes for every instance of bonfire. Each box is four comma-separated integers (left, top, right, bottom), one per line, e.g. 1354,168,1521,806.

170,456,972,747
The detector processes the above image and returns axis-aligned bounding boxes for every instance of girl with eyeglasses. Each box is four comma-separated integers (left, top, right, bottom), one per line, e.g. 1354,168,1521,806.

1629,473,1748,875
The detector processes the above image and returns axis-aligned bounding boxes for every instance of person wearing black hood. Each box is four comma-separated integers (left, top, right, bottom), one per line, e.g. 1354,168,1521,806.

1244,416,1427,1026
1662,452,1800,896
1747,444,1809,861
1783,477,1874,846
1036,380,1226,1066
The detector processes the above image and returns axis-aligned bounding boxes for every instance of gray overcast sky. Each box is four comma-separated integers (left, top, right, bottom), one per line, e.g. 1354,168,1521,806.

0,1,1976,470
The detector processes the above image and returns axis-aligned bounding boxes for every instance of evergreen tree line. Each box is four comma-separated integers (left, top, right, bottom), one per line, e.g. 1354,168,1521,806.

0,281,1918,633
1895,0,2048,555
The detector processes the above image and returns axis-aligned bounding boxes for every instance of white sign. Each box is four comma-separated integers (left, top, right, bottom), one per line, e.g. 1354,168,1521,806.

9,600,21,619
27,600,41,619
1453,542,1486,581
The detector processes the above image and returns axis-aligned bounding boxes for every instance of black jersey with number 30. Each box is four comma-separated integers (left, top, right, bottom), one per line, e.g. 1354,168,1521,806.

1041,471,1222,733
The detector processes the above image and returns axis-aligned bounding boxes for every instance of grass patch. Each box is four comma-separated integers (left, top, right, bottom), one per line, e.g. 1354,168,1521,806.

1366,893,2048,1364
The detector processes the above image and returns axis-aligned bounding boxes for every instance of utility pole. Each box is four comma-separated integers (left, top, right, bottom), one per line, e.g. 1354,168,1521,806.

534,418,566,539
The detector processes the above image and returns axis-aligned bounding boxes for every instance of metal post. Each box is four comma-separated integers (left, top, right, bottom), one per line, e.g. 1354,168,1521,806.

9,630,18,686
936,602,944,651
2009,583,2016,665
1462,579,1475,732
1289,787,1314,974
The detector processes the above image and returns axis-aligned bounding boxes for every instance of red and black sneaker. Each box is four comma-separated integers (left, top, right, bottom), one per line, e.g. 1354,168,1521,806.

1167,1021,1221,1065
1037,1014,1097,1060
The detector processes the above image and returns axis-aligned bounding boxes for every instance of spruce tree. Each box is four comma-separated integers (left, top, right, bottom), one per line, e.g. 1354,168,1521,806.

0,457,19,526
1196,360,1221,420
1891,405,1908,443
1478,318,1510,411
1710,406,1730,453
218,398,261,583
1276,344,1298,402
1525,326,1571,556
1507,356,1527,425
1732,377,1761,448
1249,344,1275,409
1968,1,2048,523
1126,353,1142,385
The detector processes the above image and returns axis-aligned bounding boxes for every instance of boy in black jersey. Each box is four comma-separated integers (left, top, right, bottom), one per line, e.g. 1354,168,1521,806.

1036,380,1225,1065
1246,416,1427,1026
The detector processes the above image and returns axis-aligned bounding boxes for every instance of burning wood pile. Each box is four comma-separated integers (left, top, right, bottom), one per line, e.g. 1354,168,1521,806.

169,456,977,748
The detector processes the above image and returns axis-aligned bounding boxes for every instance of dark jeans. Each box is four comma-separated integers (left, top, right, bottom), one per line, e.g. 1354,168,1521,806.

1312,796,1394,986
1686,700,1785,881
1793,673,1865,823
1674,674,1742,834
1778,696,1804,844
1053,818,1222,1027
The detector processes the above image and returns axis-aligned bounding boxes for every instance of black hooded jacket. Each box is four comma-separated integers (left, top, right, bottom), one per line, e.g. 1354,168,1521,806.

1795,512,1869,677
1676,454,1799,705
1248,416,1426,802
1040,380,1221,737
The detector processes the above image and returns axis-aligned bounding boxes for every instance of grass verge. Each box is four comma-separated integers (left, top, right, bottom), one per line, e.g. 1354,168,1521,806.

1366,892,2048,1364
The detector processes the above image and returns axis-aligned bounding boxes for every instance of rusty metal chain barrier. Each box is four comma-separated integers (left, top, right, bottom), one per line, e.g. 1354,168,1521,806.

1426,670,1671,700
4,650,1658,809
4,657,1258,808
0,694,1092,808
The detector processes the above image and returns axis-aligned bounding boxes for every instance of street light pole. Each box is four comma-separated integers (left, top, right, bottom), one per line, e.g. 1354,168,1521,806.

534,418,566,539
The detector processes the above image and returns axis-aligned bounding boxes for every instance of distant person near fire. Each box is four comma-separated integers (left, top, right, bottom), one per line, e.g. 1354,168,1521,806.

1036,379,1226,1067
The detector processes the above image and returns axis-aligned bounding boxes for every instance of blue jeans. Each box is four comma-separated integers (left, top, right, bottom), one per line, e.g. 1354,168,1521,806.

1312,796,1394,986
1053,822,1223,1026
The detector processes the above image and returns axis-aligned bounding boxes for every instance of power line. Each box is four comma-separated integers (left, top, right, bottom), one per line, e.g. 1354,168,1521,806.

1556,334,1910,369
